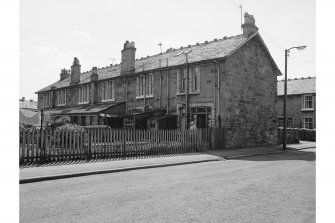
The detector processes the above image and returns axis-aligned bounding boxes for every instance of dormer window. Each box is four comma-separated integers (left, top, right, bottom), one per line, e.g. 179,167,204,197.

102,80,115,102
79,85,90,104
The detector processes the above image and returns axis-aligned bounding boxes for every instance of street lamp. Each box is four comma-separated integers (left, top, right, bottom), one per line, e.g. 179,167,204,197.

175,50,192,129
283,45,307,150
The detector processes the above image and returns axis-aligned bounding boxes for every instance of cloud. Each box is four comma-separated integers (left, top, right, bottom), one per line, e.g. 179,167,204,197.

69,30,91,40
34,45,81,59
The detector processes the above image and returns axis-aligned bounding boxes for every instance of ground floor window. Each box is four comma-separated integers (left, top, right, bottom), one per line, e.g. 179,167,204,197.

278,116,294,128
302,116,314,129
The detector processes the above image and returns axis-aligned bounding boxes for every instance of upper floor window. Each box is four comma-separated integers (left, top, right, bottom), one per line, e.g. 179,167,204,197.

56,89,66,106
79,85,90,104
302,94,314,111
302,116,314,129
177,66,200,95
136,74,153,98
42,92,50,108
190,66,200,92
102,80,115,102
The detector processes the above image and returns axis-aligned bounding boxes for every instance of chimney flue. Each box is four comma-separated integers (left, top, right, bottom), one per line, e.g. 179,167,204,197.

121,41,136,75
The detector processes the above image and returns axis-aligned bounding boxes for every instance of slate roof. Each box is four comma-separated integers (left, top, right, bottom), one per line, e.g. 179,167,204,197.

37,32,280,93
277,77,316,96
19,100,37,109
44,101,125,116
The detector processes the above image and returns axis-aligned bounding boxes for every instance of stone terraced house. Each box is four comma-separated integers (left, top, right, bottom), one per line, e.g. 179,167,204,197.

277,77,316,129
36,12,281,148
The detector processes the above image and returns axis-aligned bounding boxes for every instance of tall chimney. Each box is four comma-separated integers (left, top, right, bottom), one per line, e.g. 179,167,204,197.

90,67,98,82
60,68,70,81
121,41,136,75
241,12,258,36
70,57,81,84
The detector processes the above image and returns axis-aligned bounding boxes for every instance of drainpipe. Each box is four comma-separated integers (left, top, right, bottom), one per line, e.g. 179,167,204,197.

143,74,146,109
166,58,169,114
125,78,128,113
159,59,162,109
185,55,189,129
213,62,217,128
213,60,221,127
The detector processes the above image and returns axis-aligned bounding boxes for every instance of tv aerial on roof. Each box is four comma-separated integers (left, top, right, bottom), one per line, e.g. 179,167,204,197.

108,58,116,65
175,50,192,57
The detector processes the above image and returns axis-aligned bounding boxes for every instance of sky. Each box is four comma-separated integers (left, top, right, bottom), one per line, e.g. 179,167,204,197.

20,0,315,101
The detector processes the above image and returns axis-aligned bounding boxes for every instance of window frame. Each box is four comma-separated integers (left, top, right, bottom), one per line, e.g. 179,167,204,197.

302,94,314,111
302,116,314,129
136,74,154,99
101,80,115,102
56,89,66,106
42,92,50,108
78,85,90,104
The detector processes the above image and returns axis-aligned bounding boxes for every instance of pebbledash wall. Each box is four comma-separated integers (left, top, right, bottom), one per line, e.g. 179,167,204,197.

36,12,280,148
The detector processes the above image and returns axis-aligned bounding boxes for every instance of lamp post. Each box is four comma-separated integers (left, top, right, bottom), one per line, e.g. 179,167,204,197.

175,50,192,129
283,45,306,150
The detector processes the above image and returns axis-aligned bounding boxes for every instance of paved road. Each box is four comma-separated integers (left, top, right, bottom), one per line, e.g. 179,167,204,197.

20,148,315,223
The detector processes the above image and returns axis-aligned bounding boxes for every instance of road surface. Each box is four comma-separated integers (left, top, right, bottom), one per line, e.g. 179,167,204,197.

20,148,315,223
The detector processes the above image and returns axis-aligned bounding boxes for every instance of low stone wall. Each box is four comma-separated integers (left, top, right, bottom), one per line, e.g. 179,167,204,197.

277,128,316,144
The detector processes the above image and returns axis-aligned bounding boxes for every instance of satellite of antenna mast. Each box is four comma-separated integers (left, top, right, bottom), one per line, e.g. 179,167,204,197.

239,3,243,31
108,58,116,65
158,42,162,54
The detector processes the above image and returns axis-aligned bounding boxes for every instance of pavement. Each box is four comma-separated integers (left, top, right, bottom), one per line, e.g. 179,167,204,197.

19,141,315,184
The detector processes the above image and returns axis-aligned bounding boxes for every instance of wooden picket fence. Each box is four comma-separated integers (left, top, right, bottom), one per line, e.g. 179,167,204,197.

19,127,215,164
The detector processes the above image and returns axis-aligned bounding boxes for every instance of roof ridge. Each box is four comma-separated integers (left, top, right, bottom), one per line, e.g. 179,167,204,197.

130,34,245,63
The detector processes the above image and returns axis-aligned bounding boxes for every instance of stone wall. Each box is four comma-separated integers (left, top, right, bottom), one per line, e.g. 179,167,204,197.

221,36,278,148
276,94,316,128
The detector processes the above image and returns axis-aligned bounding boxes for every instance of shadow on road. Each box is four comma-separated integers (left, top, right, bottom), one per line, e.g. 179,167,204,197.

235,149,316,162
202,147,316,162
19,153,198,169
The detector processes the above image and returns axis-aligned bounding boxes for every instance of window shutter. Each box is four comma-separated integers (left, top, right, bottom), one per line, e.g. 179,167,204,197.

196,66,200,92
302,95,305,109
151,74,153,95
136,77,139,96
112,81,115,100
177,70,181,94
188,67,193,92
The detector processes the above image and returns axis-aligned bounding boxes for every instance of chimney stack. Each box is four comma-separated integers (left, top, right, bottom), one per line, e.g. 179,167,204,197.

90,67,98,82
21,97,25,102
60,68,70,81
121,41,136,75
70,57,81,84
242,12,258,36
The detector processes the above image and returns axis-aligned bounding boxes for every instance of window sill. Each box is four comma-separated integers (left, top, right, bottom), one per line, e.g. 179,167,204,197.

56,104,66,107
136,95,154,99
102,99,115,102
177,91,200,96
78,101,89,105
301,108,314,111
